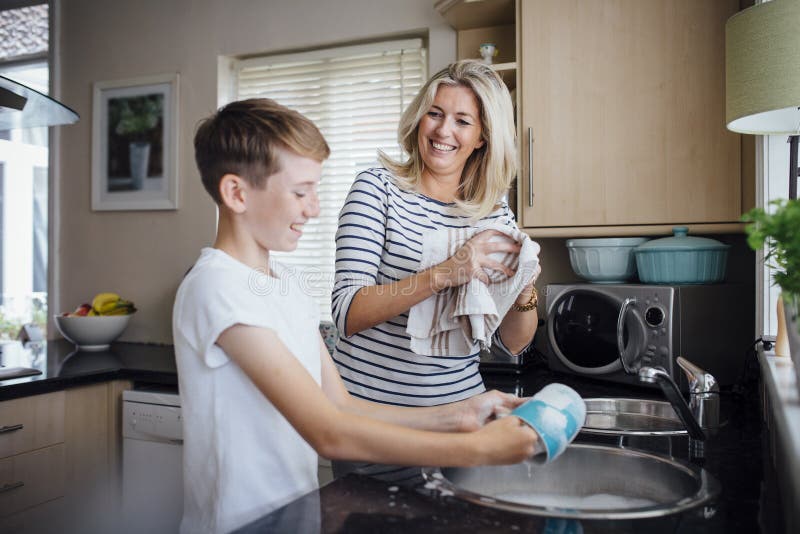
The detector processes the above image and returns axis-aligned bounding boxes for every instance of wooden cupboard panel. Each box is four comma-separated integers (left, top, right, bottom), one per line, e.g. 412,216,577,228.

436,0,514,30
0,391,64,459
0,381,133,531
60,382,113,533
64,383,109,495
0,496,65,534
523,222,746,239
519,0,741,229
105,380,132,503
0,444,65,517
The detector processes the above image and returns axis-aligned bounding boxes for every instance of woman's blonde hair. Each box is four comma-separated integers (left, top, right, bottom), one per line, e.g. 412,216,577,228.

378,59,517,220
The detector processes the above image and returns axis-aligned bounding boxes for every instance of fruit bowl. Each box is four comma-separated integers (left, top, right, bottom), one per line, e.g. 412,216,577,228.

54,314,133,351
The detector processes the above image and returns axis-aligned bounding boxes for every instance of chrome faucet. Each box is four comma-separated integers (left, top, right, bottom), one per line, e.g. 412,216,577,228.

638,365,705,441
675,356,720,433
622,355,720,442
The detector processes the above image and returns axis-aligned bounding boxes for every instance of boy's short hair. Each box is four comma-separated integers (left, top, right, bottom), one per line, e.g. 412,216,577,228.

194,98,330,204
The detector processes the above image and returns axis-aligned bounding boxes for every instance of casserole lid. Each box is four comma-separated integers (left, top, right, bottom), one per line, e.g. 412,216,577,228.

635,227,730,252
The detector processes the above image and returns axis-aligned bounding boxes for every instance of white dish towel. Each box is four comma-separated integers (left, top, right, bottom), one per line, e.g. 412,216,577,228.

407,222,540,356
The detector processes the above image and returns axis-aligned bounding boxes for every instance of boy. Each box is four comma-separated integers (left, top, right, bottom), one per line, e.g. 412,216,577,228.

173,98,537,534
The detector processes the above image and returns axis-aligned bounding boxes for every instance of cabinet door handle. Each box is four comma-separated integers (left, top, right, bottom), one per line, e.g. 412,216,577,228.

0,481,24,493
527,127,534,207
0,424,23,434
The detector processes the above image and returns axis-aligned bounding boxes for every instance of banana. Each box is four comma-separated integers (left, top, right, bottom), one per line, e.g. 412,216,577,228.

104,306,136,316
92,292,122,314
91,293,137,316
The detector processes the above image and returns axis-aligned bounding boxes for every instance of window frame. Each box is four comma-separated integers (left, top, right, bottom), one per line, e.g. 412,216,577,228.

0,0,55,335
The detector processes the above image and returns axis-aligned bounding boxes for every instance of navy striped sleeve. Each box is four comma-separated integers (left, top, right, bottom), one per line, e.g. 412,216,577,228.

331,171,388,336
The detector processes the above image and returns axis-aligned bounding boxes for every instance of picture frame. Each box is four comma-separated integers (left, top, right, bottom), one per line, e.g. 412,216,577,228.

91,73,179,211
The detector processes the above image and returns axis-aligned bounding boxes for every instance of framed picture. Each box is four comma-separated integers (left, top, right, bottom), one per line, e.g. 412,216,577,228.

92,73,179,210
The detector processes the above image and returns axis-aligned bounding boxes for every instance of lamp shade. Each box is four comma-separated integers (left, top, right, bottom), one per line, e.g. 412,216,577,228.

725,0,800,134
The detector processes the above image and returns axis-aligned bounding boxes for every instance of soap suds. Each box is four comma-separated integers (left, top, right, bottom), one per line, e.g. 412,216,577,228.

495,491,657,510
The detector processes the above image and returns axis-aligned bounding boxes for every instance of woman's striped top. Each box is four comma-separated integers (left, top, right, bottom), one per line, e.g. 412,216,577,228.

331,168,516,407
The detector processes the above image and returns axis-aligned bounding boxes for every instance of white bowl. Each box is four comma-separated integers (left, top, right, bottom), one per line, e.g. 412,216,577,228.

54,314,133,350
566,237,649,283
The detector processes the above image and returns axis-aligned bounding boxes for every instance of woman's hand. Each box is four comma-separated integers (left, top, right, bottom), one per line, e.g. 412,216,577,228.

455,390,528,432
432,229,521,290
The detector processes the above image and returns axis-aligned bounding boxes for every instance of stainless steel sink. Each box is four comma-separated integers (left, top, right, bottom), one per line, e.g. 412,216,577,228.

422,443,718,519
581,397,687,436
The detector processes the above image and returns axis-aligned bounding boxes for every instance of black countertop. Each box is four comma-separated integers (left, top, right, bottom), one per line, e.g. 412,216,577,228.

0,339,176,400
239,366,770,533
0,341,773,532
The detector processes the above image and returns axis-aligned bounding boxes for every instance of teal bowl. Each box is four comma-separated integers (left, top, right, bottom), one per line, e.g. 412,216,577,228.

634,227,730,284
566,237,649,284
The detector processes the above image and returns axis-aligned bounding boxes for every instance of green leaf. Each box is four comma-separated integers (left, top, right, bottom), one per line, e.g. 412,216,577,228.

743,199,800,297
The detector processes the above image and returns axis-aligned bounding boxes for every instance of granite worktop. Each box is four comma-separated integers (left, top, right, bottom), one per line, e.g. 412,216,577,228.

0,340,776,532
0,339,176,400
238,366,769,533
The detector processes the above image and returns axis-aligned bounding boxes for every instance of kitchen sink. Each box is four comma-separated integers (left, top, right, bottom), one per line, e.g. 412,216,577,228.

581,397,687,436
422,443,719,519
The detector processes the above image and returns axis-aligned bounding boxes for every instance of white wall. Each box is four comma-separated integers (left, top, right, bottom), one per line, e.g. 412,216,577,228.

56,0,456,342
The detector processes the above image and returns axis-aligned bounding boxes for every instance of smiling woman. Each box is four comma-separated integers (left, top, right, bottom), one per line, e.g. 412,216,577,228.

328,60,542,481
331,60,539,405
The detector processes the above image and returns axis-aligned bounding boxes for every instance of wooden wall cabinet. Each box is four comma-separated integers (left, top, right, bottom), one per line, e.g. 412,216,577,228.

439,0,749,237
436,0,518,92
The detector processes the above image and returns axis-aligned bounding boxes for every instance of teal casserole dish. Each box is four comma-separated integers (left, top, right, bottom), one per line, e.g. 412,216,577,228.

634,227,730,284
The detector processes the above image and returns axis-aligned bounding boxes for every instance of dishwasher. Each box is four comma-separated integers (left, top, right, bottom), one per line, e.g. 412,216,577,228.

122,387,183,534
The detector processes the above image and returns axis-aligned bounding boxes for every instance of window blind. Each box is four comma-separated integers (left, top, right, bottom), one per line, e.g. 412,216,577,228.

235,39,427,320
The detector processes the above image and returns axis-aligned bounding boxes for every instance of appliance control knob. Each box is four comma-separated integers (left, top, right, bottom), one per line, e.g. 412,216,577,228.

645,306,664,326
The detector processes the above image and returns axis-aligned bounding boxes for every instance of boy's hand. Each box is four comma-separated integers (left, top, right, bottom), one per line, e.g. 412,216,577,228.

471,416,539,465
456,390,528,432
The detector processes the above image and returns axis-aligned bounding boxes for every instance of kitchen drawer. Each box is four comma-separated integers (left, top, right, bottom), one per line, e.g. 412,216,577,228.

0,496,65,534
0,391,65,459
0,444,66,517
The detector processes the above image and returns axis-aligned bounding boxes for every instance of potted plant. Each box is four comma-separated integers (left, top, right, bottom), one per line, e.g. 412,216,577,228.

113,96,162,187
743,199,800,367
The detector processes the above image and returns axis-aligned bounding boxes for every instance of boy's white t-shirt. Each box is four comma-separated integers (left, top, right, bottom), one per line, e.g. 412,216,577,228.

173,247,321,534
